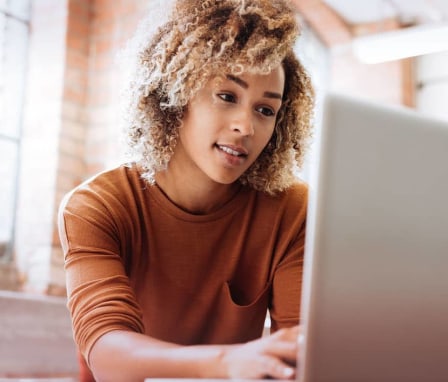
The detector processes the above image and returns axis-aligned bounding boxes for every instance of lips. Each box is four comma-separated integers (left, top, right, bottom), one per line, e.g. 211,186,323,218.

216,144,248,157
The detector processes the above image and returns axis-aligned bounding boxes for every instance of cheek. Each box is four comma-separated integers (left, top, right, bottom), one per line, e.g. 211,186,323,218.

259,126,276,147
184,104,215,132
179,117,210,152
250,132,274,161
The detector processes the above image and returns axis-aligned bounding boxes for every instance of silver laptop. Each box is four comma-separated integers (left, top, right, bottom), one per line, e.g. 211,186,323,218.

299,93,448,382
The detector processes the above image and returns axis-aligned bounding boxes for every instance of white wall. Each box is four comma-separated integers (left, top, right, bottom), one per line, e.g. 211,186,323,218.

416,51,448,121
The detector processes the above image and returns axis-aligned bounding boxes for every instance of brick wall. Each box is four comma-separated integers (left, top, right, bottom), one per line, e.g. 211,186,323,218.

49,0,156,294
83,0,152,177
49,0,91,295
13,0,154,295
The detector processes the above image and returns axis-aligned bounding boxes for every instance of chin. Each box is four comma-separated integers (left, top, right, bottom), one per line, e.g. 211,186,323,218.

210,173,242,186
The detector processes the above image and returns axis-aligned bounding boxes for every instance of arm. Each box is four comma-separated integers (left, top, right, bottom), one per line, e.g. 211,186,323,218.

270,186,307,333
59,186,298,381
89,326,299,381
270,232,304,333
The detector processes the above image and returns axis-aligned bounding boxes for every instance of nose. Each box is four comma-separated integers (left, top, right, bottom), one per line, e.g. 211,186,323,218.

230,109,254,136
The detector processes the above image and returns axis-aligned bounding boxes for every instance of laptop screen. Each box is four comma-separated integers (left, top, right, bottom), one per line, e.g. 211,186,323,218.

299,93,448,382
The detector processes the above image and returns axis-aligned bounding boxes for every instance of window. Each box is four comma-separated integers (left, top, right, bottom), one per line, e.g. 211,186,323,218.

0,0,30,261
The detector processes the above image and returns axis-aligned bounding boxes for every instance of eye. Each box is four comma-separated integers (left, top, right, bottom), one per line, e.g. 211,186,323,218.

217,93,236,103
256,106,276,117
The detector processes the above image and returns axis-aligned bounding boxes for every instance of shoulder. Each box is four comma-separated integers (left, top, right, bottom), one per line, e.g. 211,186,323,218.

58,163,149,251
244,180,308,227
280,181,308,204
73,163,142,195
59,163,144,216
253,180,308,211
275,181,308,221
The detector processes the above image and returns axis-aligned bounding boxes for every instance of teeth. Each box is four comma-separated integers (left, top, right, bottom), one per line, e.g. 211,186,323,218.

218,145,241,156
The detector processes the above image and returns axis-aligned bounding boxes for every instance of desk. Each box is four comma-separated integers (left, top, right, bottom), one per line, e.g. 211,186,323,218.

1,379,274,382
0,379,76,382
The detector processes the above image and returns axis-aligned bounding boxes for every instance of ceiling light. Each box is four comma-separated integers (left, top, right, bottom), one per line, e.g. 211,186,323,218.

352,23,448,64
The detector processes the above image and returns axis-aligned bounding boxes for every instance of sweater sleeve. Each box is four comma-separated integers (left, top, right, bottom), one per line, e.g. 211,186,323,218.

269,184,307,332
58,185,145,364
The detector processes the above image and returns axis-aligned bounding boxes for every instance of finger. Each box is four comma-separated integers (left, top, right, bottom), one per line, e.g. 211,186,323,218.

260,355,296,380
273,325,300,341
263,341,298,364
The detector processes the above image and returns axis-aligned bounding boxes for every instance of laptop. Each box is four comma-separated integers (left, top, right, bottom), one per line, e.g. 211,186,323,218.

298,93,448,382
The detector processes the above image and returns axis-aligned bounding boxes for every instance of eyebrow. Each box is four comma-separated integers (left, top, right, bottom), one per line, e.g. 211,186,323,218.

226,74,283,100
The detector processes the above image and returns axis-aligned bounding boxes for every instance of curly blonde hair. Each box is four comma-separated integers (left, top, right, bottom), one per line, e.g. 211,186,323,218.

125,0,314,194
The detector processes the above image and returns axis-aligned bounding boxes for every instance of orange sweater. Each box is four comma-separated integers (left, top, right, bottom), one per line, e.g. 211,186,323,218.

59,163,307,363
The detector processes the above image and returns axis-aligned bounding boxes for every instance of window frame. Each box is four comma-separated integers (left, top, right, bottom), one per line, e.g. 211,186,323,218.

0,1,30,263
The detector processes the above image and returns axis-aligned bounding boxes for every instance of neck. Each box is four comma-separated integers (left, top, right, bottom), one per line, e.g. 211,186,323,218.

154,169,241,215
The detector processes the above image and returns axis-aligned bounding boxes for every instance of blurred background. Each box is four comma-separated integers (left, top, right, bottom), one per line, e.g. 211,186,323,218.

1,0,448,378
2,0,447,296
1,0,448,293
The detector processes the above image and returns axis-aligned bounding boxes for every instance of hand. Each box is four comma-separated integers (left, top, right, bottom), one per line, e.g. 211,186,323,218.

221,325,300,379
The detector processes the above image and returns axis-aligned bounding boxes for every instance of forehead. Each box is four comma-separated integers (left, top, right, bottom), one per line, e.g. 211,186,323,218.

242,66,285,90
214,65,285,94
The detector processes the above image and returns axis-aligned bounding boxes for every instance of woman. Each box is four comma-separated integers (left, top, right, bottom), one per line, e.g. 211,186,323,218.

59,0,314,380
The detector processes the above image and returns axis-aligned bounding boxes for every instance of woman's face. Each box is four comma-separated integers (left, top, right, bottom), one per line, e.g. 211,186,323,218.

172,65,285,186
